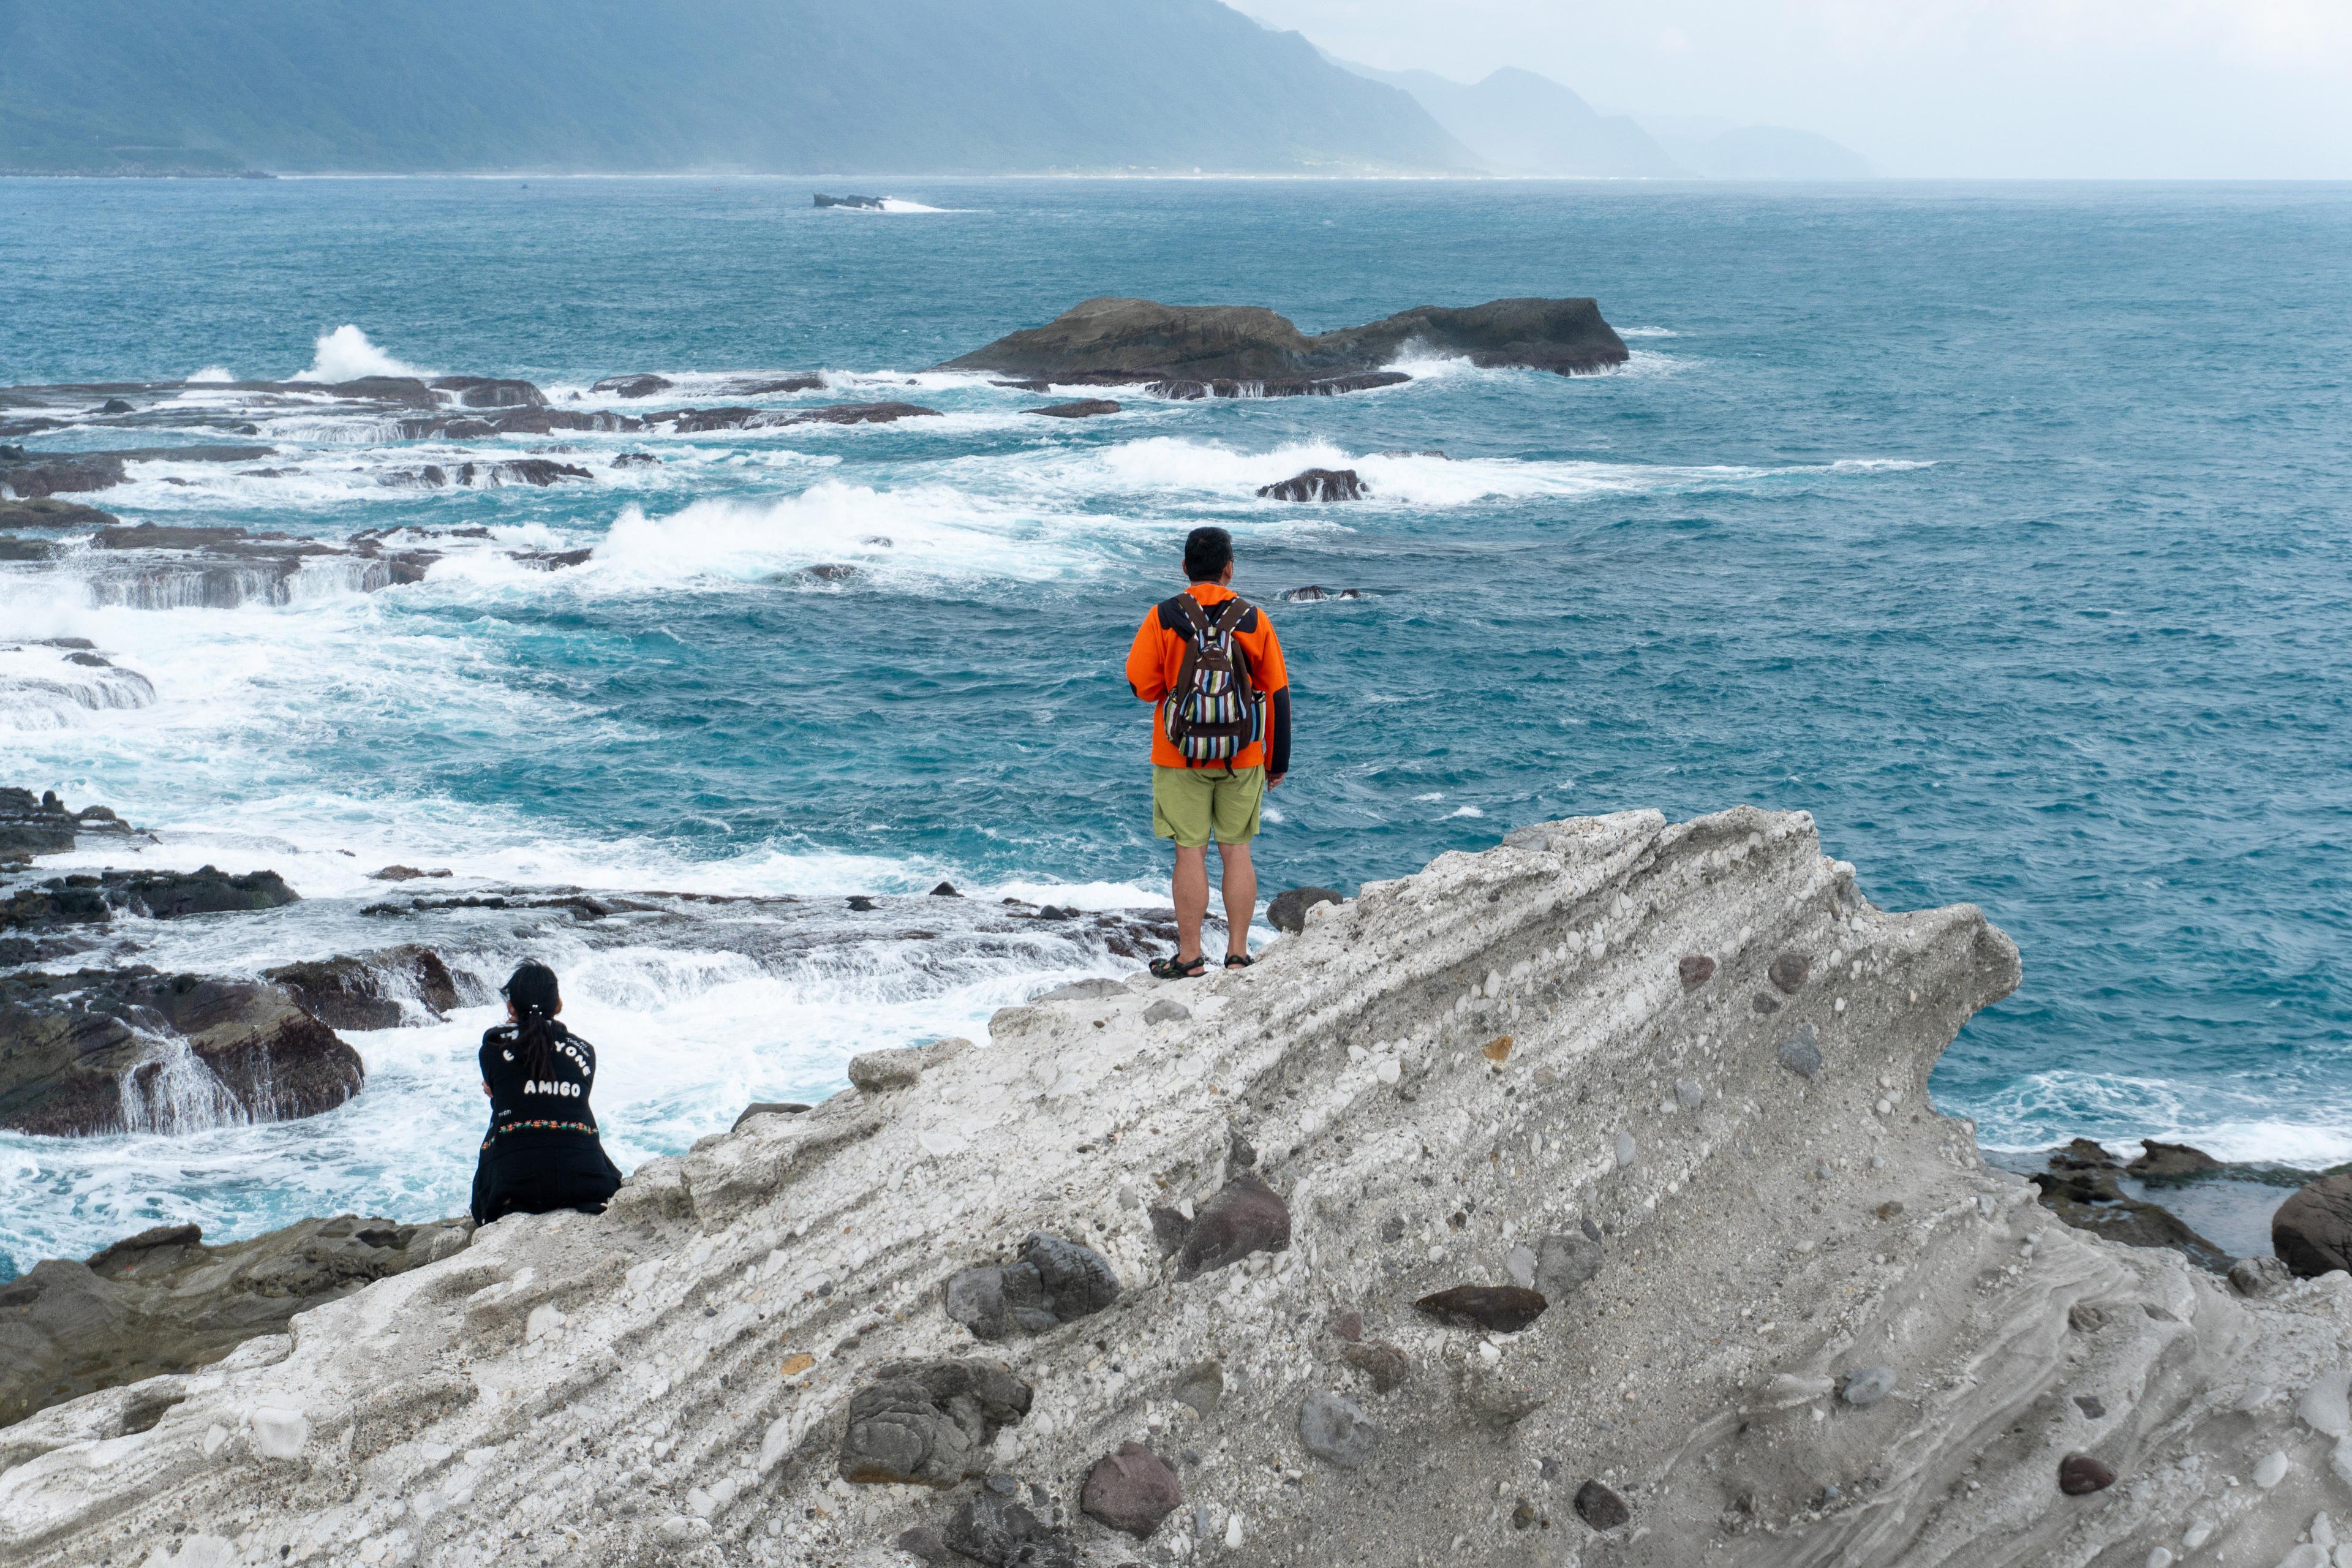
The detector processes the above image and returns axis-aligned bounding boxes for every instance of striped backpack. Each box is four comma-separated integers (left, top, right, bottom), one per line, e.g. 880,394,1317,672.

1164,596,1265,767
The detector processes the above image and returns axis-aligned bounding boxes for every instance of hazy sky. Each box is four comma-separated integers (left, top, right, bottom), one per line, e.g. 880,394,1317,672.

1235,0,2352,178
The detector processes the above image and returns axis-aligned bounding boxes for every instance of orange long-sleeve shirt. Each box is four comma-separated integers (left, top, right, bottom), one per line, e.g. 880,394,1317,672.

1125,582,1292,774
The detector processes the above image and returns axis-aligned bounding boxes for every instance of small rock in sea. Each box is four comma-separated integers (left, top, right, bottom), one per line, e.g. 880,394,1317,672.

846,894,877,911
1267,886,1343,934
1143,998,1191,1025
944,1489,1076,1568
2057,1453,2117,1495
1777,1025,1824,1080
1174,1360,1224,1417
368,865,451,881
1415,1285,1548,1333
1342,1340,1411,1393
2067,1302,2107,1332
2274,1172,2352,1278
892,1525,956,1566
1675,1077,1706,1110
1841,1366,1897,1407
1280,585,1366,602
610,451,662,468
1754,993,1782,1015
100,398,134,413
1080,1442,1183,1537
1574,1479,1632,1531
1035,905,1074,920
1679,954,1716,987
1297,1391,1381,1468
2074,1395,2106,1419
1026,399,1121,419
1535,1234,1603,1300
1257,467,1365,503
1504,1245,1539,1290
2126,1140,2223,1178
837,1359,1031,1486
1332,1310,1363,1343
2229,1256,2294,1298
1176,1171,1291,1280
1770,952,1812,993
930,880,960,897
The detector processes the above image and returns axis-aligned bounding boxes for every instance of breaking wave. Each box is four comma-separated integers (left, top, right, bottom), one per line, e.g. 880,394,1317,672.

295,325,423,383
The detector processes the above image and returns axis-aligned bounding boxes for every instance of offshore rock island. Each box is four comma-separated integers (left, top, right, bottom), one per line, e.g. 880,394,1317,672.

944,296,1631,398
4,807,2345,1567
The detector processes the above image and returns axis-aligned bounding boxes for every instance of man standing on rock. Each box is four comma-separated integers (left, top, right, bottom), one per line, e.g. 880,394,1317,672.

1126,526,1291,978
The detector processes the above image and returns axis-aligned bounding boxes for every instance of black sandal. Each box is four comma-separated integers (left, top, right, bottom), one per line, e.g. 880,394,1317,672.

1149,954,1207,980
1224,953,1254,970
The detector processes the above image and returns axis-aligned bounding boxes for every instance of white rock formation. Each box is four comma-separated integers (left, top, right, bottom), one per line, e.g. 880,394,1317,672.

4,806,2348,1566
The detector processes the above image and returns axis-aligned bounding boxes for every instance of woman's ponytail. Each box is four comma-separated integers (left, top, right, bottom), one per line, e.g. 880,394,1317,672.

500,961,563,1083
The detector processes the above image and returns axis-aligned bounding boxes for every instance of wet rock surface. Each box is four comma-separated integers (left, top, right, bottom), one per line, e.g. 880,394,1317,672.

4,805,2343,1568
1256,467,1365,502
262,946,458,1030
943,295,1630,385
0,967,362,1136
1024,399,1121,418
0,1213,469,1428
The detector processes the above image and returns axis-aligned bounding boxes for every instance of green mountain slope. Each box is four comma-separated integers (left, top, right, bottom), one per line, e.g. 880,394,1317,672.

0,0,1479,176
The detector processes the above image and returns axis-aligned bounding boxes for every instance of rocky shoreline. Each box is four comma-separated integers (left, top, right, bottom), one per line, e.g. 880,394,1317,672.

5,805,2349,1567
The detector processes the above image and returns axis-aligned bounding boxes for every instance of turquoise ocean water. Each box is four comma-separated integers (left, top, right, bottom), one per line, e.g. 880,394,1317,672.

2,177,2348,1272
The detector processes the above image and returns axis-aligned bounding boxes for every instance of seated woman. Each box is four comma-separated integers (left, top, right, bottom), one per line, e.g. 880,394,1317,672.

470,961,622,1226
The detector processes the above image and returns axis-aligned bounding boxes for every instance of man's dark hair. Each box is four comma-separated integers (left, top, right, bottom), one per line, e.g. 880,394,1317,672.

1183,526,1234,583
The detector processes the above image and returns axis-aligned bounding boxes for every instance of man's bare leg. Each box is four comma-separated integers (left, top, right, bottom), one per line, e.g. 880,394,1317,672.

1172,843,1210,965
1217,839,1256,959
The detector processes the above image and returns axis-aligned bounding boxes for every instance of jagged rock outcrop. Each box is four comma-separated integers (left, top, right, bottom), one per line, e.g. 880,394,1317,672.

0,968,362,1137
263,948,459,1030
646,401,940,432
0,788,137,860
1,807,2343,1568
944,295,1630,393
1257,467,1365,502
0,1216,470,1430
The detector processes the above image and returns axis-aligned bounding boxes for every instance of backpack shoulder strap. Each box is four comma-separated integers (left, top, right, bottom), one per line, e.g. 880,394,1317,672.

1168,594,1213,642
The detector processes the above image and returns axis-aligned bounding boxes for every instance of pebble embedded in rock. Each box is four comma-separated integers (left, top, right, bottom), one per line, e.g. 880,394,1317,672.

838,1359,1032,1487
1174,1360,1224,1417
893,1525,956,1566
1341,1341,1409,1393
1875,1200,1905,1220
1505,1245,1538,1289
1297,1390,1382,1468
1019,1232,1120,1322
1381,1215,1407,1243
944,1488,1077,1568
2068,1303,2107,1332
2253,1449,2289,1488
1679,955,1715,987
945,1266,1013,1341
1143,999,1191,1025
1080,1442,1183,1537
1574,1479,1631,1531
1754,993,1782,1014
1581,1216,1604,1243
1482,1035,1515,1063
1675,1078,1705,1110
1841,1366,1896,1407
1615,1131,1637,1168
1175,1170,1291,1280
2057,1453,2117,1495
1770,952,1811,993
1777,1025,1823,1080
2229,1255,2294,1298
2075,1394,2106,1419
1150,1205,1194,1256
1534,1233,1602,1300
1415,1285,1548,1333
1332,1311,1363,1343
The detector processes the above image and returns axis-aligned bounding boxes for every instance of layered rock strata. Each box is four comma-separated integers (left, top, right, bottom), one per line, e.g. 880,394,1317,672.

946,295,1630,392
2,807,2345,1568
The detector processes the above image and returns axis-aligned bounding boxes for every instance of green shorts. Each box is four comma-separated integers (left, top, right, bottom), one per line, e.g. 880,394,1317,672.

1152,764,1264,848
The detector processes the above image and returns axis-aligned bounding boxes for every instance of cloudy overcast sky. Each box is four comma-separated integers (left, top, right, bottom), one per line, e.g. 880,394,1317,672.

1235,0,2352,177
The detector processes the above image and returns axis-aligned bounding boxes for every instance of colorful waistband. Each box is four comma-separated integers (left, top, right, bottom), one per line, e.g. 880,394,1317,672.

483,1118,598,1149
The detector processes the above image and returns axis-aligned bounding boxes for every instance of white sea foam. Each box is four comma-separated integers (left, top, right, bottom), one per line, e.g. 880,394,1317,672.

186,364,238,383
295,325,424,383
1618,326,1680,338
0,643,159,731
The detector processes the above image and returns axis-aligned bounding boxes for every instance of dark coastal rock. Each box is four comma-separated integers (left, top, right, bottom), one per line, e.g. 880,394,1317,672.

2128,1140,2224,1178
591,374,674,399
2023,1142,2234,1272
0,452,127,497
943,1488,1076,1568
1257,467,1365,502
0,497,118,530
2275,1173,2352,1278
814,194,886,209
1019,1232,1121,1320
263,946,458,1030
428,376,546,409
395,407,638,440
837,1358,1031,1486
1278,586,1365,602
730,1101,812,1132
943,295,1629,386
391,459,591,489
1414,1285,1548,1333
1574,1479,1631,1531
94,521,248,551
1297,1390,1381,1468
98,398,134,414
1025,399,1121,418
611,451,662,468
649,401,939,434
930,881,960,897
945,1235,1118,1340
1152,371,1413,399
0,967,363,1137
726,374,826,396
100,865,298,918
2228,1255,2293,1297
368,865,451,881
0,880,109,930
1679,954,1717,987
1080,1442,1183,1537
1267,886,1343,934
785,401,940,426
0,1212,470,1429
1175,1170,1291,1280
0,787,124,857
2057,1453,2116,1495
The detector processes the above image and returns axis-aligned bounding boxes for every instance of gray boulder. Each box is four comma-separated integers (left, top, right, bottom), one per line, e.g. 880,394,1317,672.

1175,1171,1291,1280
837,1359,1031,1487
1267,887,1343,935
2275,1173,2352,1278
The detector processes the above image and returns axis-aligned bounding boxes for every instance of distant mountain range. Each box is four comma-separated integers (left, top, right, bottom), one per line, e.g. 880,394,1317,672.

1340,61,1874,180
0,0,1871,180
0,0,1478,177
